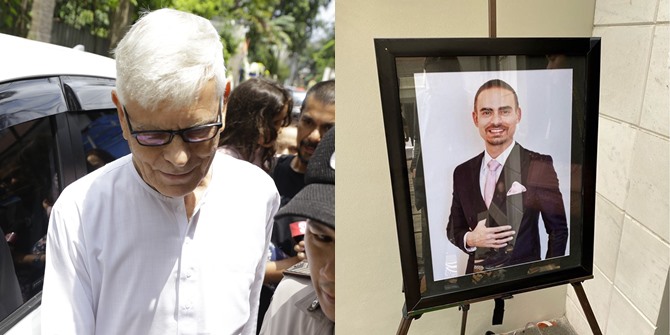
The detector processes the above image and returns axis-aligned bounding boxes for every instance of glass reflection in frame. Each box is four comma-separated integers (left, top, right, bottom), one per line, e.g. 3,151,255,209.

400,56,574,293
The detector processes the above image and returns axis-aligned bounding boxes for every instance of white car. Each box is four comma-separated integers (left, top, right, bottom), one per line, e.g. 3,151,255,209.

0,33,127,335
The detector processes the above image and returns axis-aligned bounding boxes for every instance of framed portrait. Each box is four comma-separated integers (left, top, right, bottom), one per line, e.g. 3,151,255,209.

374,38,601,317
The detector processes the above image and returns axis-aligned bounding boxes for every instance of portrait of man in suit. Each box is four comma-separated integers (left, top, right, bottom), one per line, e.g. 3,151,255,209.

445,79,569,274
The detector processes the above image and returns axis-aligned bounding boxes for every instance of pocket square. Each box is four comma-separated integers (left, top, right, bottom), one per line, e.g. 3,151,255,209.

507,181,527,196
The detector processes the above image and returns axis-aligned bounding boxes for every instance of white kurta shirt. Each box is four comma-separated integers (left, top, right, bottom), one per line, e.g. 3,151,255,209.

42,153,279,335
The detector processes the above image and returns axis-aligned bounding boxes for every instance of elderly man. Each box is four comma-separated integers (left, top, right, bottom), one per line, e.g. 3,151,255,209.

42,9,279,334
260,127,335,335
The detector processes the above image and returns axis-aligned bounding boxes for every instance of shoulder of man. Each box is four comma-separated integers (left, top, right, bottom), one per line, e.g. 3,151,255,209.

213,153,277,194
517,144,554,163
271,275,313,301
454,151,485,174
57,154,132,203
261,276,333,335
272,154,295,172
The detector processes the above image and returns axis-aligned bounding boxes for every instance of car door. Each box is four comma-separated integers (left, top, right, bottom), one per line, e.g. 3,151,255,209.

0,75,129,333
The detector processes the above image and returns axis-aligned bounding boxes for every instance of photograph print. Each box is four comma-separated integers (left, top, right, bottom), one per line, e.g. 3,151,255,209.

414,69,573,282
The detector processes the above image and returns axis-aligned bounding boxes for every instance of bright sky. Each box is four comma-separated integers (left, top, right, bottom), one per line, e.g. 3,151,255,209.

312,0,335,41
320,0,335,24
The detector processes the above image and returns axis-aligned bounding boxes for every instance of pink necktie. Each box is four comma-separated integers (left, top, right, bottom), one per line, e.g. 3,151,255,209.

484,160,501,208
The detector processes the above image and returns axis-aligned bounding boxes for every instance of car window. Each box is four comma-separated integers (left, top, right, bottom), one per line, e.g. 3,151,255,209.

61,76,116,111
76,110,130,172
0,76,129,325
0,117,58,317
0,78,68,131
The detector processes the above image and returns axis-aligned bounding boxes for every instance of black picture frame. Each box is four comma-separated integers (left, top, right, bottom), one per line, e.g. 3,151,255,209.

375,37,601,317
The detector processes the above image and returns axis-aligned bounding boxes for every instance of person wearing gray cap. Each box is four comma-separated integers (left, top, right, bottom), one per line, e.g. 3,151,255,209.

259,127,335,335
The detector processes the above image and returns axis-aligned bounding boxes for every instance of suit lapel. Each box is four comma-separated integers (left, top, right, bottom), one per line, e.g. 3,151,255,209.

502,144,524,248
469,153,487,228
487,144,524,231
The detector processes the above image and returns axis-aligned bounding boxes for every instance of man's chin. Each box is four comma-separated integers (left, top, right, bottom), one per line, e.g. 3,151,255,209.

486,138,510,146
297,151,311,165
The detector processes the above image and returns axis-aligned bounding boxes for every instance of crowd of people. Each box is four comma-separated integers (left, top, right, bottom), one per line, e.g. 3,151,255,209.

37,8,335,335
216,74,335,333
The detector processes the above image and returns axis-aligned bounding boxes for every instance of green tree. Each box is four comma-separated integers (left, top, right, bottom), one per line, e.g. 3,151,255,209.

277,0,330,55
277,0,333,85
293,25,333,85
245,12,294,79
0,0,32,37
312,33,334,80
1,0,331,82
221,0,295,80
55,0,113,38
108,0,133,49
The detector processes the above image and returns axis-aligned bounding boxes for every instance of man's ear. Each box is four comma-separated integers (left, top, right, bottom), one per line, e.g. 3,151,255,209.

516,107,522,123
219,96,227,133
111,90,129,141
224,80,231,102
220,80,230,133
472,110,478,126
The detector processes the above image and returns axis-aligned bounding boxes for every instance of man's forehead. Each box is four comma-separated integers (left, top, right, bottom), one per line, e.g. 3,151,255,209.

302,96,335,114
475,87,517,108
478,87,515,99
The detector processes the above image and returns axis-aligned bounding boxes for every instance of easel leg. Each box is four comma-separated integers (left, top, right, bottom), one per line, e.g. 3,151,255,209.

571,282,603,335
460,304,470,335
396,314,413,335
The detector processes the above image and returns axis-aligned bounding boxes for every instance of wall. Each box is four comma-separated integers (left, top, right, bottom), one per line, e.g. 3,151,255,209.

336,0,598,334
566,0,670,334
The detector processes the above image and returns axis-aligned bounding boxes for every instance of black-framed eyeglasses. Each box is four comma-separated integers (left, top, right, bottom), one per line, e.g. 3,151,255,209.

123,99,223,147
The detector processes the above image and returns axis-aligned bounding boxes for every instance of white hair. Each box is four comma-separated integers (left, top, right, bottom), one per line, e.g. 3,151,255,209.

113,8,226,111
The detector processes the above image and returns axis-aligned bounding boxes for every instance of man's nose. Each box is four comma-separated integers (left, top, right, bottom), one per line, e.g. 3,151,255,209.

306,127,322,143
491,112,502,124
320,257,335,281
163,136,190,167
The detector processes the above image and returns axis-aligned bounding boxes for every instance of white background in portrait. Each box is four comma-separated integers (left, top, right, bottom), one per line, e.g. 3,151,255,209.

414,69,572,282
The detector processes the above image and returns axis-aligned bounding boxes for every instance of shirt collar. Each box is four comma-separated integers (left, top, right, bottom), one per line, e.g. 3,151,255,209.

482,141,516,172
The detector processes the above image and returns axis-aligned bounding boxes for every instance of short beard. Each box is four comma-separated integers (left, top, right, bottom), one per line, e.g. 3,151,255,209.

486,138,507,146
297,149,309,165
297,139,316,165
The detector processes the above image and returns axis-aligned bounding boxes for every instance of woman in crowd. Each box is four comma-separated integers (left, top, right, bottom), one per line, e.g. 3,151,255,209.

217,77,298,334
218,78,293,172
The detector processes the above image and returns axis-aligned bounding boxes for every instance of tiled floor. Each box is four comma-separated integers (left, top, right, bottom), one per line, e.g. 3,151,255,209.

493,316,579,335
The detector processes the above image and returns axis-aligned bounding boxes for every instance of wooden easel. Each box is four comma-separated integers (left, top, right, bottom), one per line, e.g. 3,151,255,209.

396,282,602,335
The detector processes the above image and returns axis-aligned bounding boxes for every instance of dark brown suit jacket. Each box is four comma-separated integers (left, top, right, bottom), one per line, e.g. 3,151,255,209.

446,143,568,274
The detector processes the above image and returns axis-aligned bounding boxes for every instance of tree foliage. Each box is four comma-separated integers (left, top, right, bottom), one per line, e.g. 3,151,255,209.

2,0,334,83
0,0,32,37
55,0,113,37
277,0,330,55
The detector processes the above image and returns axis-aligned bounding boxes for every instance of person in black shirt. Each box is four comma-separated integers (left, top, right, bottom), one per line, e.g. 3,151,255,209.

271,79,335,261
272,80,335,205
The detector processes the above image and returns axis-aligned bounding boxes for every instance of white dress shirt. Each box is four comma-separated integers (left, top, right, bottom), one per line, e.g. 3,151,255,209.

478,140,516,198
42,153,279,335
464,141,517,252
